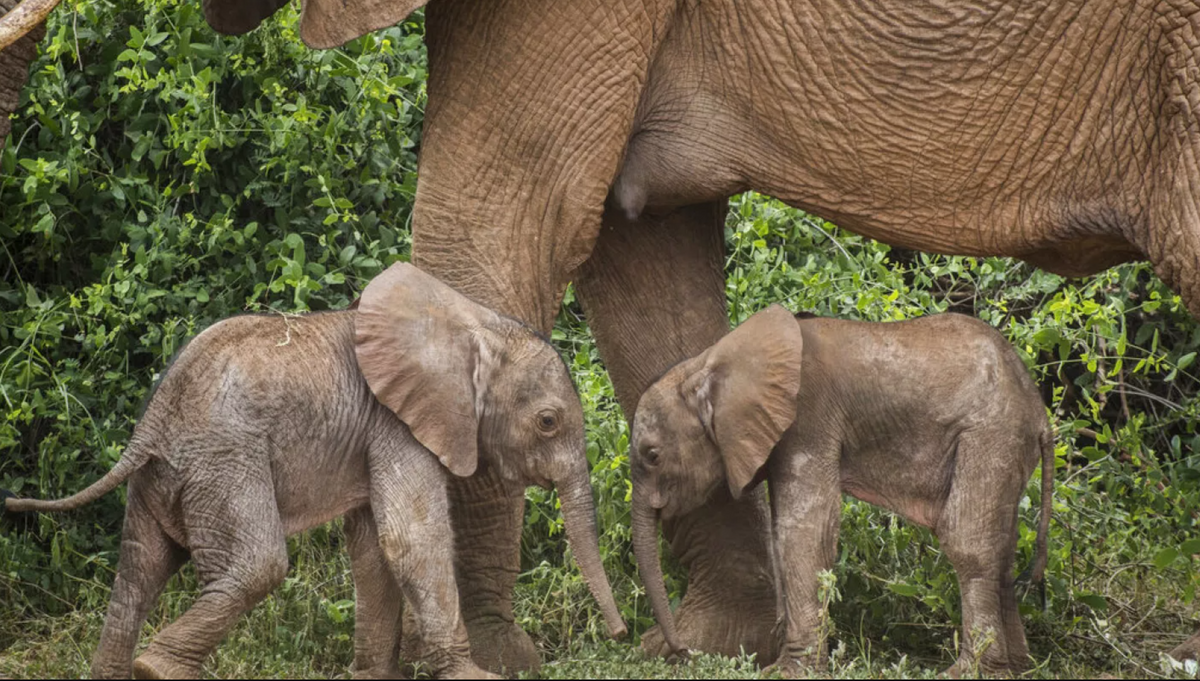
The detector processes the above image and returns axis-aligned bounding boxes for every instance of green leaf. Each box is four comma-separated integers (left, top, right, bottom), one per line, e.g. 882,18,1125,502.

887,583,921,597
33,213,54,235
1179,352,1196,371
1075,592,1108,612
1154,547,1180,569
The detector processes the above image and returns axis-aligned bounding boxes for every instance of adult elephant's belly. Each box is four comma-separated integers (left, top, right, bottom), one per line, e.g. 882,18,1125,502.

613,0,1156,279
817,207,1146,280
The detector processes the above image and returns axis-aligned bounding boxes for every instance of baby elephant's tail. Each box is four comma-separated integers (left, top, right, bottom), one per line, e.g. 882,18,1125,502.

1017,429,1054,609
1031,430,1054,586
4,446,149,514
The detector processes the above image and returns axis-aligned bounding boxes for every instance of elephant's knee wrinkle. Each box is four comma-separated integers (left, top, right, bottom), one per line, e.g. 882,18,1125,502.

376,530,414,568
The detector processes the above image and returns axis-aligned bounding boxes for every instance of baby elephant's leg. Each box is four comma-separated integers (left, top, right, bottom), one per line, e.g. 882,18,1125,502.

938,431,1030,677
767,440,843,676
367,427,497,680
345,507,405,679
998,508,1031,671
91,487,186,679
134,458,288,679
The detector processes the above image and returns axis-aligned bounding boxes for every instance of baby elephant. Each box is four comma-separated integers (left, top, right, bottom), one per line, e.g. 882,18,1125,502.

631,305,1052,677
5,263,625,679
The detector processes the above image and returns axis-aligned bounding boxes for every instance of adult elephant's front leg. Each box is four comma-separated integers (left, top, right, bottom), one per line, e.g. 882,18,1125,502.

575,201,780,662
401,469,538,675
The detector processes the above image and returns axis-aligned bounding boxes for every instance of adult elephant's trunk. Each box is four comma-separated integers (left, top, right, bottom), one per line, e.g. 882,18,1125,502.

556,471,627,640
0,0,56,51
632,498,686,657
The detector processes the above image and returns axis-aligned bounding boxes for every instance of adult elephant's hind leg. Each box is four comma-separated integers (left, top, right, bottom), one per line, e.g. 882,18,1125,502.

1148,153,1200,660
575,202,779,663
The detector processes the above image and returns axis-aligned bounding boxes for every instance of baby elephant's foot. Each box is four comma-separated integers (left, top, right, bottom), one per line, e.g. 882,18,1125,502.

132,651,201,680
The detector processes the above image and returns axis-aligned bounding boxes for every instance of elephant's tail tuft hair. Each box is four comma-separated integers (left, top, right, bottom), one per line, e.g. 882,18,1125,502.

4,446,149,515
0,488,19,515
0,488,34,533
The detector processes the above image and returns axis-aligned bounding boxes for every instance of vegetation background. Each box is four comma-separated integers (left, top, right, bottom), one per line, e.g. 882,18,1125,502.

1,0,1199,677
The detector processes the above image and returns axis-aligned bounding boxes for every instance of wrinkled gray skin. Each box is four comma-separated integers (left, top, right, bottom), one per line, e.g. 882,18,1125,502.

631,306,1054,677
8,0,1200,666
4,263,624,680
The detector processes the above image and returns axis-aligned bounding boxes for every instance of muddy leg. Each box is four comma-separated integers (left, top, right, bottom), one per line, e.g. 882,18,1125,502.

369,425,494,680
765,435,842,676
91,488,186,679
346,507,405,679
133,462,288,679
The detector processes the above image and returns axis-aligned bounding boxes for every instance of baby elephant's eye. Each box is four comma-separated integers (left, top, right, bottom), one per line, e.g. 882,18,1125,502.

644,447,660,466
537,410,559,434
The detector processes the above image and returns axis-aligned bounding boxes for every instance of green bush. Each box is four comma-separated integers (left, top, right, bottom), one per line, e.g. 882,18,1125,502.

3,0,1200,677
1,0,422,633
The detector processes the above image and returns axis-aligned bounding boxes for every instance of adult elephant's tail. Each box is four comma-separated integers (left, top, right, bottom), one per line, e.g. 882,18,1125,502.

4,445,150,514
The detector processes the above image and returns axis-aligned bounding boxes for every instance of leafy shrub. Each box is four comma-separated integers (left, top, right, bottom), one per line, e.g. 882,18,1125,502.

1,0,423,636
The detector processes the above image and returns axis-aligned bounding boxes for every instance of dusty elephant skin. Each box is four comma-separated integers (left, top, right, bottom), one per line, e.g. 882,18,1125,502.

3,263,624,680
7,0,1200,666
630,305,1055,677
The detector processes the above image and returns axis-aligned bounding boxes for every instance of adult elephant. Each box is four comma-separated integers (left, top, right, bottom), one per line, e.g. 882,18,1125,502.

5,0,1200,669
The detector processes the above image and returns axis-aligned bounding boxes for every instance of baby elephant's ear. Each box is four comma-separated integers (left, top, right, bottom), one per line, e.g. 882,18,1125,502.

682,305,804,498
354,262,498,478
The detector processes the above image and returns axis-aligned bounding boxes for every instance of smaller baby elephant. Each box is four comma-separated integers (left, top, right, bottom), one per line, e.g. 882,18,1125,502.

631,305,1052,677
5,263,625,679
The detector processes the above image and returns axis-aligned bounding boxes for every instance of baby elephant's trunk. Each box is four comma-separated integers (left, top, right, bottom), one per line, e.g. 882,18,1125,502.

557,474,628,639
631,498,687,657
4,447,147,514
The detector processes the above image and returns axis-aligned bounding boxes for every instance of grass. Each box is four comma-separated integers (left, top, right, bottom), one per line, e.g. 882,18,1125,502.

2,498,1199,680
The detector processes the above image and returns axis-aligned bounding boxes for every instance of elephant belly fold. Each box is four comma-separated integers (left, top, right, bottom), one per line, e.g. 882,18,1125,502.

274,443,374,536
840,478,942,529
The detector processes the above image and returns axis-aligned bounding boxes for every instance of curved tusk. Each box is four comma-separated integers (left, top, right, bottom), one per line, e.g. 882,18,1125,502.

0,0,62,52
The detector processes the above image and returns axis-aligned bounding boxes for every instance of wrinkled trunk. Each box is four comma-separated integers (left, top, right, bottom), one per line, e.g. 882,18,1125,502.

632,498,685,656
0,0,44,154
556,470,627,640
